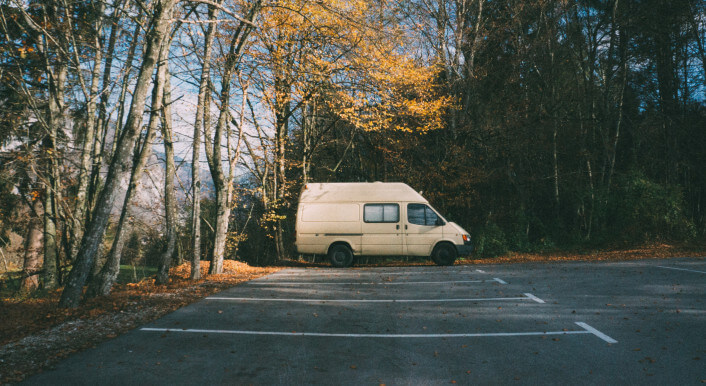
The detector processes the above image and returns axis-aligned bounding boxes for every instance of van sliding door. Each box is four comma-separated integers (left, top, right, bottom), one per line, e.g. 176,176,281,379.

361,203,403,255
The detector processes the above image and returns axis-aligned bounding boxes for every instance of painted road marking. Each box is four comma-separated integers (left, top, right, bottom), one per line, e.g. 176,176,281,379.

475,269,486,273
206,294,541,303
654,265,706,274
266,270,481,277
575,322,618,343
494,278,508,284
523,293,546,304
141,322,615,343
247,280,492,286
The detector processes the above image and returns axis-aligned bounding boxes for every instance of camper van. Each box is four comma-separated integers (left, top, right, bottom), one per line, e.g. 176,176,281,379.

295,182,473,267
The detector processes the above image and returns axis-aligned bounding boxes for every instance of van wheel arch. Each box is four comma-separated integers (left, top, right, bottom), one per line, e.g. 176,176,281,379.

431,242,457,266
328,242,354,268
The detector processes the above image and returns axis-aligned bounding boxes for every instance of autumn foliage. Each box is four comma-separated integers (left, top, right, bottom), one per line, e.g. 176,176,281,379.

0,260,280,347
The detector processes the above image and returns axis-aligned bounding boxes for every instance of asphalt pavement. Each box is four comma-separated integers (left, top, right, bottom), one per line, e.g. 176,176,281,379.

23,257,705,385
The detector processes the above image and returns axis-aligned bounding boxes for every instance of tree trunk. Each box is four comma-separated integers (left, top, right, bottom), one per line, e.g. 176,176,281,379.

606,21,628,192
96,0,127,160
156,68,177,285
654,0,679,183
273,74,291,261
59,0,178,308
42,173,59,289
204,0,261,274
21,198,44,293
42,61,67,290
112,23,142,156
191,3,218,280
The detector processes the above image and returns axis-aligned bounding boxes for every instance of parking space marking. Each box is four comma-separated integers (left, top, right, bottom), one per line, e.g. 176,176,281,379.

493,278,507,284
264,270,482,277
247,280,496,286
523,293,546,304
654,265,706,274
140,323,611,342
206,294,539,303
575,322,618,343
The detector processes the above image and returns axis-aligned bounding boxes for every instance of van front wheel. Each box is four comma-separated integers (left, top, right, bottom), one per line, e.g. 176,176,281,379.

431,243,457,266
328,244,354,268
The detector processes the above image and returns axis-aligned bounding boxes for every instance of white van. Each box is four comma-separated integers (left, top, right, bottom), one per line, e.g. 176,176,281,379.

295,182,473,267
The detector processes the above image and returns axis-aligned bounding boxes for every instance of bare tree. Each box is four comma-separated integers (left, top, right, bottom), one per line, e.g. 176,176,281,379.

84,33,172,298
189,1,219,280
59,0,179,308
203,0,261,274
156,66,178,284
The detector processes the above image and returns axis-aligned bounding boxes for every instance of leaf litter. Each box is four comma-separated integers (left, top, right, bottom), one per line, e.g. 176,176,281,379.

0,260,279,383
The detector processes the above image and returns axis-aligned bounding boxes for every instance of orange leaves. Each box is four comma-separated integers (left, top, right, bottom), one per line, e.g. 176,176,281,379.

1,260,280,349
455,244,699,265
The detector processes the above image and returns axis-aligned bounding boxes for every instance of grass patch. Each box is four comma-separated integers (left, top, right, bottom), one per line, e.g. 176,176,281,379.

117,264,158,284
1,265,159,297
0,271,22,297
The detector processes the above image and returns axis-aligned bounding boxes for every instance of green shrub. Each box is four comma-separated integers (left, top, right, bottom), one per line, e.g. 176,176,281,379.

474,223,508,257
609,171,696,243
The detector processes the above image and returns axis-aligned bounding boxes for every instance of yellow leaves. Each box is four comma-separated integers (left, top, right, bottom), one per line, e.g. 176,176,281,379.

250,0,454,134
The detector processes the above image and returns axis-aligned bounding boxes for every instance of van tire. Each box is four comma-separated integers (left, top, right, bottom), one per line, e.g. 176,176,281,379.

328,244,354,268
431,243,457,266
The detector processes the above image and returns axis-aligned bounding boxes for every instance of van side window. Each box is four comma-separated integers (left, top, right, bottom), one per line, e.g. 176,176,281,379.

407,204,439,226
364,204,399,223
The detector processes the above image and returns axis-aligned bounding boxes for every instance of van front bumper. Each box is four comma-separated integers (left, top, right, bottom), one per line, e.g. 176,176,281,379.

456,243,474,257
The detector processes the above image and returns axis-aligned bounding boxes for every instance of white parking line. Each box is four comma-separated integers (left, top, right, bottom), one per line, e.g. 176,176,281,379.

523,293,546,304
206,295,539,303
267,270,481,277
248,280,490,286
141,323,614,343
575,322,618,343
493,278,507,284
654,265,706,274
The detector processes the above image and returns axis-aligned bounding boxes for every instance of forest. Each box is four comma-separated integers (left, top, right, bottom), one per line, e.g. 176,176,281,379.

0,0,705,308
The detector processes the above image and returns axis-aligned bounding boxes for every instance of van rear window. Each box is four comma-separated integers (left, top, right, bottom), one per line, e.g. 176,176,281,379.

364,204,399,223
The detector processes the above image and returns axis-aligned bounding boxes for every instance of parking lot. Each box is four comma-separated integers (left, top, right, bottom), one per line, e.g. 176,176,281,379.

26,258,705,385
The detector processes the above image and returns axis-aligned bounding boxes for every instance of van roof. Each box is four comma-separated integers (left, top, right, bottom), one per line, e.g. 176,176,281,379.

300,182,427,203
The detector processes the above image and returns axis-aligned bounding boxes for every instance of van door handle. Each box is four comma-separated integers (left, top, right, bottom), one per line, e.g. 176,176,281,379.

396,224,400,230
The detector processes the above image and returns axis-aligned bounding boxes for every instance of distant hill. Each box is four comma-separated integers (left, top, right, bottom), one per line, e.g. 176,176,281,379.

112,149,214,229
